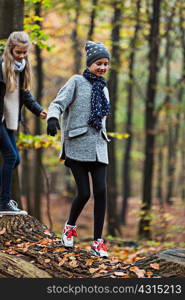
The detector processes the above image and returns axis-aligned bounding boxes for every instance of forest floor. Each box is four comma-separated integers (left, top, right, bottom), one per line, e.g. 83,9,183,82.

31,194,185,265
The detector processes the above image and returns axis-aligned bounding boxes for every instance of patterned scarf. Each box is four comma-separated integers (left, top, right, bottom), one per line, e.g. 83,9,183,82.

83,68,110,131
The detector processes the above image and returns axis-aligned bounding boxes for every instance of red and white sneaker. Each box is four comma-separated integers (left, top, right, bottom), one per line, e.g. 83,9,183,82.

90,239,109,258
61,223,77,248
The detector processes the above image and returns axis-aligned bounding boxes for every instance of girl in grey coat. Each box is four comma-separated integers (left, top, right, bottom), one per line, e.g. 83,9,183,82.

47,41,111,258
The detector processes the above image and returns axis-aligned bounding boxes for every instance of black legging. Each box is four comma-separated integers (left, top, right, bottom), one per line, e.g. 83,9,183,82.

67,159,107,240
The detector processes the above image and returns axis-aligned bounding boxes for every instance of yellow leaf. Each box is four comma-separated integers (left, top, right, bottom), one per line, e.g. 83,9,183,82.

44,259,51,263
85,259,94,266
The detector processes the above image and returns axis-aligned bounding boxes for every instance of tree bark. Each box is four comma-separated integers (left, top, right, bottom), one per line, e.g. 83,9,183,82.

139,0,161,239
0,251,51,278
87,0,98,40
120,0,141,225
0,215,184,278
135,249,185,277
71,0,82,74
107,0,123,237
0,0,24,39
33,2,44,221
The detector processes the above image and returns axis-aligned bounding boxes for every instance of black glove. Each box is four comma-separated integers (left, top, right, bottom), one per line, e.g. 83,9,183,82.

47,118,60,136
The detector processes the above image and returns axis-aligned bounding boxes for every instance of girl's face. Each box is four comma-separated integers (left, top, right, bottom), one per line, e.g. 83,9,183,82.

88,58,109,77
12,44,29,62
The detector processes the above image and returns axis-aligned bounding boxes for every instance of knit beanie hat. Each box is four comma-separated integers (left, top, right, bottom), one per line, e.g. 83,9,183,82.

85,41,110,67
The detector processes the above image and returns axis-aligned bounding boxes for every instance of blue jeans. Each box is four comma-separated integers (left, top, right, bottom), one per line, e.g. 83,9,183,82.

0,122,20,204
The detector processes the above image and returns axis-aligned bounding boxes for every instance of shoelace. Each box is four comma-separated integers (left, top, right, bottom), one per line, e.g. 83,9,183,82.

9,200,18,208
66,227,78,239
93,241,107,251
97,242,107,251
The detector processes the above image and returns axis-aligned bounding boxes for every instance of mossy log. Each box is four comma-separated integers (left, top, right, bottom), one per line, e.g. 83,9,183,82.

0,215,184,278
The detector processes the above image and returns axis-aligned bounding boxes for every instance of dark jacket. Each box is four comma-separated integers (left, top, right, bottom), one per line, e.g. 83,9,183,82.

0,58,43,123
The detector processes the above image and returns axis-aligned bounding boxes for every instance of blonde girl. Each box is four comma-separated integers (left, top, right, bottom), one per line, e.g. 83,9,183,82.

0,31,47,215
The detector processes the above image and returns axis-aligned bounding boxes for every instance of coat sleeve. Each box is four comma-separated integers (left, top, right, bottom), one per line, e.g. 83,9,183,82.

47,75,76,120
21,90,43,116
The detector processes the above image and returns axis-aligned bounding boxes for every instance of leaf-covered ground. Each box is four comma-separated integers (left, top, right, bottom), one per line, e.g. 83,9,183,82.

7,194,183,278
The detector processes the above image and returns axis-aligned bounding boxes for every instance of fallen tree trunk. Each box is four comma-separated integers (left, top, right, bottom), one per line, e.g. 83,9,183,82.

0,251,51,278
135,248,185,277
0,215,184,278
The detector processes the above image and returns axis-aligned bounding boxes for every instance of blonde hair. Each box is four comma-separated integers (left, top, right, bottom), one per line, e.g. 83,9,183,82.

2,31,32,92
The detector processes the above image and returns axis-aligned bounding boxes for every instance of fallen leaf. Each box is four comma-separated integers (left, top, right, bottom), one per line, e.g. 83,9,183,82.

89,268,100,274
38,238,51,246
69,256,76,260
16,239,22,242
129,266,146,278
5,241,12,246
146,271,154,276
150,263,160,270
44,229,52,236
53,248,66,252
114,271,127,276
4,249,18,255
58,257,68,266
44,258,51,263
85,259,94,266
69,260,79,268
0,228,6,235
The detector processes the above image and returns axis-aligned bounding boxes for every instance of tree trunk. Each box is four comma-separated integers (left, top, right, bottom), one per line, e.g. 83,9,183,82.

179,4,185,201
164,6,176,205
71,0,82,74
0,0,24,39
87,0,98,40
20,108,33,215
107,0,123,237
135,249,185,277
0,215,184,278
33,2,44,221
156,141,164,205
139,0,161,239
120,0,141,225
0,251,51,278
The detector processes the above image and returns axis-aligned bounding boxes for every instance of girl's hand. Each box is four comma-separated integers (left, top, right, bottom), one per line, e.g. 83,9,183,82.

47,118,60,136
40,110,47,119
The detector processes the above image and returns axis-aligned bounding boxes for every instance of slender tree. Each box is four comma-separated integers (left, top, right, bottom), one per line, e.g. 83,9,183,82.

107,0,123,236
178,1,185,201
87,0,98,40
139,0,161,239
163,6,177,205
120,0,142,225
71,0,82,74
33,2,44,221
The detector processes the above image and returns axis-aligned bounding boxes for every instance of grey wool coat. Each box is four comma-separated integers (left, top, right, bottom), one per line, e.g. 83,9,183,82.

47,74,110,164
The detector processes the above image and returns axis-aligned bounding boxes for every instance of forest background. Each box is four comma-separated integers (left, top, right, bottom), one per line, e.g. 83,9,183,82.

0,0,185,255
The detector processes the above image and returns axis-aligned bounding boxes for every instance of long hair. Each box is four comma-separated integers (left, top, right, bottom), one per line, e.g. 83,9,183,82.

2,31,32,92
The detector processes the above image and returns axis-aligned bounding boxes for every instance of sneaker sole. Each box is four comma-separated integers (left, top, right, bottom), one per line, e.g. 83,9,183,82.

0,211,28,216
90,248,108,259
61,238,74,249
